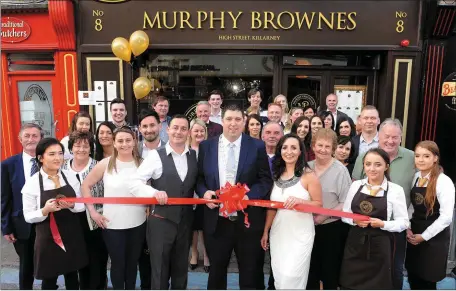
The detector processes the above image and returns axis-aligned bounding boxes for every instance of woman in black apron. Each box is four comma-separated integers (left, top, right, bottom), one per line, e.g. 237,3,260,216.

339,148,410,289
22,138,88,289
405,141,455,290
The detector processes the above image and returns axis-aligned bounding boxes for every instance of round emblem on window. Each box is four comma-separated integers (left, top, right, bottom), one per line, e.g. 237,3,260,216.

290,94,317,109
184,103,198,121
414,193,424,205
359,201,373,215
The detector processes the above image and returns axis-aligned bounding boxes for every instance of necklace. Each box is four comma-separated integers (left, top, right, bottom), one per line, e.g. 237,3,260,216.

276,175,300,195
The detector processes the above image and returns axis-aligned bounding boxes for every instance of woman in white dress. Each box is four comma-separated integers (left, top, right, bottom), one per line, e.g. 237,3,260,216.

261,133,322,289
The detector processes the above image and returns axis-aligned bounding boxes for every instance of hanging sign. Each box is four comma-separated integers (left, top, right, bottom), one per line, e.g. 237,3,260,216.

1,17,31,43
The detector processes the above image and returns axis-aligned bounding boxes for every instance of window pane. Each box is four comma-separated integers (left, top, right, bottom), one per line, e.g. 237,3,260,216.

287,75,321,110
17,81,55,137
138,54,274,113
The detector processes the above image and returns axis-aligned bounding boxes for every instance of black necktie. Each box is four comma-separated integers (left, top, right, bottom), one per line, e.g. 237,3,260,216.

30,158,39,176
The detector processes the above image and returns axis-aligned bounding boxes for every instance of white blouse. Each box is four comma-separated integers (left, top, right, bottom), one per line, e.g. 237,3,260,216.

342,178,410,232
411,171,455,241
22,168,85,224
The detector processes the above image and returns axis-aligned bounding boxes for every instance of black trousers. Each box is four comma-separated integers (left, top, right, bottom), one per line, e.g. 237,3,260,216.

204,217,265,290
13,225,35,290
41,271,79,290
407,272,437,290
268,266,275,290
148,215,192,290
102,222,146,290
138,239,151,290
393,231,407,290
78,228,109,290
307,220,348,290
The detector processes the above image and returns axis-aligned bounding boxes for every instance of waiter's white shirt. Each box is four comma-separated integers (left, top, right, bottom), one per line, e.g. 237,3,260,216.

410,171,455,241
130,143,190,197
22,168,85,224
342,177,410,232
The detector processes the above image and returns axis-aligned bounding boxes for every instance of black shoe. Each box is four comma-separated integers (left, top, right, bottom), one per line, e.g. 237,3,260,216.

190,263,197,270
204,265,210,273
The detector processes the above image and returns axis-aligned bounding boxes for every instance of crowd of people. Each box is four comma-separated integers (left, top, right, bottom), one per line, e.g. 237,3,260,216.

1,88,455,290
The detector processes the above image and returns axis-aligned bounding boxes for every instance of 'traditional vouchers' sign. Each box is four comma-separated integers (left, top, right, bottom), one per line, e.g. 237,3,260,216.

80,0,421,49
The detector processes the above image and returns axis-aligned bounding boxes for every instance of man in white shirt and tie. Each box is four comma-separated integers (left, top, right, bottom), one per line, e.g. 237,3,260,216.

1,123,43,290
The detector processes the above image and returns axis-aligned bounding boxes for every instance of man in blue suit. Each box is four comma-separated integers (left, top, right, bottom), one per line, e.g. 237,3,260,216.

1,123,43,289
197,104,273,290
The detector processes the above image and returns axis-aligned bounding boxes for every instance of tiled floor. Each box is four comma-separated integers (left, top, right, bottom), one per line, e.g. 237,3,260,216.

1,266,455,289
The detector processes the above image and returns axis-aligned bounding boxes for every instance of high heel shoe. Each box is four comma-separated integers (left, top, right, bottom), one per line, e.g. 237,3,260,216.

189,263,198,270
203,265,210,273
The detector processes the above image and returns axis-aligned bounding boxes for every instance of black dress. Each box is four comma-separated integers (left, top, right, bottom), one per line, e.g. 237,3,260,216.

339,184,396,289
34,172,88,279
405,178,451,282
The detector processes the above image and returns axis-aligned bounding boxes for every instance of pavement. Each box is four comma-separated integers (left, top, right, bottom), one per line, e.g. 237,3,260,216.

2,237,455,289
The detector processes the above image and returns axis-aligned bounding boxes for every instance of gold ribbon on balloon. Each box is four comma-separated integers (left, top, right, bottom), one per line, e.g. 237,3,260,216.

133,77,152,99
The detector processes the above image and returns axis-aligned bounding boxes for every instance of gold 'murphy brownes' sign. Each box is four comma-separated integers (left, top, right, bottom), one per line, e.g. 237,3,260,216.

143,11,357,31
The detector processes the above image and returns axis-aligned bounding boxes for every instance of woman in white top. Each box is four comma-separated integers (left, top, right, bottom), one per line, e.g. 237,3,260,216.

260,134,322,289
61,130,108,290
405,141,455,290
340,148,410,290
187,119,210,272
81,127,145,290
60,111,93,161
22,137,88,289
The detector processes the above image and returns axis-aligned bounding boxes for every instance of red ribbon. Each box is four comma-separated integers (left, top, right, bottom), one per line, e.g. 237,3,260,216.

49,213,66,252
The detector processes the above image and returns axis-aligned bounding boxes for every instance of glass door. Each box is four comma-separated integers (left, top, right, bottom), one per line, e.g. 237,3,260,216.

282,69,329,111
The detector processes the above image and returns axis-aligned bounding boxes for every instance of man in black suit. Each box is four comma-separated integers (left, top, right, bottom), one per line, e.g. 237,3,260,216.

1,123,43,289
324,93,353,130
196,101,223,138
197,104,273,290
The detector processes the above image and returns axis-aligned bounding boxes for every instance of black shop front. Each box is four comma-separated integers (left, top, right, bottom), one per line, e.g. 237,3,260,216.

76,0,424,148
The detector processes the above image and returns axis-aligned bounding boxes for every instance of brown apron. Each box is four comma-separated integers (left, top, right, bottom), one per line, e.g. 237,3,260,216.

340,183,395,289
405,177,450,282
34,172,88,279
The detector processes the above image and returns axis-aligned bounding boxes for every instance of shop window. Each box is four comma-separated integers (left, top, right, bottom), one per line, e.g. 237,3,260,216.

17,81,55,137
8,53,55,71
138,54,274,111
283,53,378,67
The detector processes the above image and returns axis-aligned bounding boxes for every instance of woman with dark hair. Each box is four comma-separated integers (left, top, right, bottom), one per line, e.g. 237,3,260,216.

245,114,263,139
22,138,88,289
310,115,324,135
405,141,455,290
335,136,355,175
303,106,316,119
62,131,108,289
260,134,322,289
335,116,356,138
82,127,145,290
291,116,314,162
319,111,335,131
94,122,116,161
340,148,409,290
61,112,93,160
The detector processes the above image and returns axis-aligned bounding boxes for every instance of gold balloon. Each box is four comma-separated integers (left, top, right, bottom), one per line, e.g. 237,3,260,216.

111,37,131,62
133,77,152,99
129,30,149,57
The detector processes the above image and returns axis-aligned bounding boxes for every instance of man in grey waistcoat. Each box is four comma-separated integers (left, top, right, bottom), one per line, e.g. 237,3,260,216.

130,114,198,290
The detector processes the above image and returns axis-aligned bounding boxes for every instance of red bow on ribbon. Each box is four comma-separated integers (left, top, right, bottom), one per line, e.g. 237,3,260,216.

216,182,251,228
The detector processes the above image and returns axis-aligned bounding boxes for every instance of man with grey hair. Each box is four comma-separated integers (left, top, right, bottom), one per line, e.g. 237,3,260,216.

352,118,415,290
1,123,44,289
196,100,222,138
322,93,353,130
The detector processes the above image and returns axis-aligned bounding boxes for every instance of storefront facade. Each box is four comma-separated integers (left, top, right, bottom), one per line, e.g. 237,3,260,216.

77,0,424,148
1,0,79,160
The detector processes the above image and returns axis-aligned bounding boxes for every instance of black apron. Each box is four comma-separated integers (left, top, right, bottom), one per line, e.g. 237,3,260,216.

340,184,395,289
34,172,88,279
405,178,450,282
